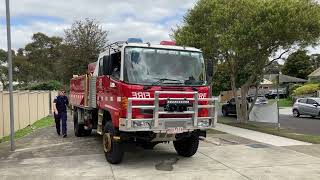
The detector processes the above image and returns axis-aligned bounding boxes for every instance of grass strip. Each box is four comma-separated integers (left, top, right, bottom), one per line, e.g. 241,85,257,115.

0,116,54,143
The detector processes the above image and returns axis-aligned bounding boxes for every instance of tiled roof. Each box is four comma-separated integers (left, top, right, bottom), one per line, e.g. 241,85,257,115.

308,67,320,77
264,74,307,83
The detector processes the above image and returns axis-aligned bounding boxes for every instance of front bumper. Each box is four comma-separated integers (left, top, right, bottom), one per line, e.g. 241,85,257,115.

119,91,218,133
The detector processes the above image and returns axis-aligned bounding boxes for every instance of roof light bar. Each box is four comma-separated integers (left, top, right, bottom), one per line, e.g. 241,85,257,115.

160,41,176,46
127,38,143,43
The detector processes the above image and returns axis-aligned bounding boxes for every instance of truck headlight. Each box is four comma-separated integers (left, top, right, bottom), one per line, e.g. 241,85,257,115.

198,120,210,127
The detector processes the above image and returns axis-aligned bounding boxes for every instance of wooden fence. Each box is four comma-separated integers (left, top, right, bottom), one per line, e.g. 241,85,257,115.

0,91,58,139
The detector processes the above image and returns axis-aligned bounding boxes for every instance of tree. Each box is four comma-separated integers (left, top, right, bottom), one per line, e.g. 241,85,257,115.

24,32,63,82
13,54,33,86
0,49,31,89
173,0,320,123
282,50,313,79
211,62,231,96
63,18,108,84
0,49,7,89
264,61,282,74
17,48,24,56
311,54,320,70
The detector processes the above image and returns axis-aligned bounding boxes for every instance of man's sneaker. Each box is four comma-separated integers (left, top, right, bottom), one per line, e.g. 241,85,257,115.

63,134,67,138
57,132,61,136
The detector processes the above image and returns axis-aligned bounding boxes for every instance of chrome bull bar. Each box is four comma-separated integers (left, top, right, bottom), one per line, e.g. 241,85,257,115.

119,91,218,132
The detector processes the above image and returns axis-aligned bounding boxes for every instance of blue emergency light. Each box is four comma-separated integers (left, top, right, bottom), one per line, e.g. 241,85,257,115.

127,38,143,43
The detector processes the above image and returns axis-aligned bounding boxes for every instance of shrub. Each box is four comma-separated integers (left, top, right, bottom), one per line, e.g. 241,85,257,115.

292,83,320,96
26,80,63,91
288,84,303,96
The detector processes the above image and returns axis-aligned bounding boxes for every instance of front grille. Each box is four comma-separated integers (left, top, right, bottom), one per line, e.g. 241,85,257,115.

165,121,186,128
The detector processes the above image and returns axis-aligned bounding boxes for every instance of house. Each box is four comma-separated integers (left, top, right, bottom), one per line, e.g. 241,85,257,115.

264,74,308,84
221,78,274,102
247,79,273,95
260,78,273,90
308,67,320,82
220,75,307,102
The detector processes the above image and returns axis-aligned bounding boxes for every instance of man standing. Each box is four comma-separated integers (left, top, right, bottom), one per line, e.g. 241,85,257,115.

53,89,69,138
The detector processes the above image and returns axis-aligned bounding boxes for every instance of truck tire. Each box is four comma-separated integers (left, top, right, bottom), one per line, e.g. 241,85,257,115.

73,109,82,137
73,109,92,137
103,121,124,164
173,134,199,157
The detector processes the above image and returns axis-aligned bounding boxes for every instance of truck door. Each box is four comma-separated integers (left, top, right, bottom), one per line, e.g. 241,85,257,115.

104,52,122,125
108,51,122,107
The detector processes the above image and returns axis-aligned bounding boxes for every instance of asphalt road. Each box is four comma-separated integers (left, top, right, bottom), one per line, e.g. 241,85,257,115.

219,107,320,135
279,114,320,135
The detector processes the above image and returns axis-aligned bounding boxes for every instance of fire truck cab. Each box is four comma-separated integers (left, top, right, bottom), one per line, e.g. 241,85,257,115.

70,38,217,164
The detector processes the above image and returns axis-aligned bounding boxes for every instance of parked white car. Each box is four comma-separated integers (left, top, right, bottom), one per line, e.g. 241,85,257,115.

255,96,268,105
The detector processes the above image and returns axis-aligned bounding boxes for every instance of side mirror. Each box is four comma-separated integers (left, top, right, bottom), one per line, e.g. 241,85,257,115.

313,103,318,107
206,59,214,84
103,55,112,75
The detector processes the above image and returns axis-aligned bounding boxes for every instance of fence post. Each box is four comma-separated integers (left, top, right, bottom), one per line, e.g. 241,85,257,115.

1,92,3,138
43,92,45,117
16,92,20,130
49,91,52,115
37,91,39,120
28,91,31,125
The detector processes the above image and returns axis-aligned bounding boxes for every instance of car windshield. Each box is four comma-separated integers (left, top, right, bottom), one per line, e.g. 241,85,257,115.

314,99,320,104
124,47,206,86
257,97,267,100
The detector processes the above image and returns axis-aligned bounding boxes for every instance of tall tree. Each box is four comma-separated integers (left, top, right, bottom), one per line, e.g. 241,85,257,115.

0,49,7,89
211,62,231,96
282,50,313,79
311,54,320,70
17,48,24,56
0,49,31,89
173,0,320,123
24,32,63,82
264,61,282,75
63,18,108,84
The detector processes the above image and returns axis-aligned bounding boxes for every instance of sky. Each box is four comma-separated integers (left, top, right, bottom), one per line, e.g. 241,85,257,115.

0,0,319,56
0,0,197,50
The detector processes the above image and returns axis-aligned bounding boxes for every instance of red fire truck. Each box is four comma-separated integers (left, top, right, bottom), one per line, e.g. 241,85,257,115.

70,38,217,164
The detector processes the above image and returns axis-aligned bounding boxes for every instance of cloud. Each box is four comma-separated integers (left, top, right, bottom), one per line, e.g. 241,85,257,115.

1,0,318,54
0,0,198,50
0,22,68,50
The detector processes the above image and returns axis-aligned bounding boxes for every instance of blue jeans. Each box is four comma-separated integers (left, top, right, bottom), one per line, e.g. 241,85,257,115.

55,112,67,135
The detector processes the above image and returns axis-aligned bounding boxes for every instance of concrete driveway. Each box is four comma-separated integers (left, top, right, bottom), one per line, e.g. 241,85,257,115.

1,117,320,180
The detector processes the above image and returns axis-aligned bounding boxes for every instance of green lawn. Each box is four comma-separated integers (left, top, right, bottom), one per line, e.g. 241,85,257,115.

277,98,293,107
0,116,54,143
218,116,320,144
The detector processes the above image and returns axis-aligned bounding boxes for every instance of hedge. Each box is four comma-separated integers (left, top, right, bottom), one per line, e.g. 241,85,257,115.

292,83,320,96
25,80,63,91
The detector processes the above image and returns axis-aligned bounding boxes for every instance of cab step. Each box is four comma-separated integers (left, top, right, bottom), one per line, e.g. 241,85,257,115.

97,109,103,135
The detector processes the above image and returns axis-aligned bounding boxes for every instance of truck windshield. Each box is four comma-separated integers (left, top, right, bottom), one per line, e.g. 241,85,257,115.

124,47,206,86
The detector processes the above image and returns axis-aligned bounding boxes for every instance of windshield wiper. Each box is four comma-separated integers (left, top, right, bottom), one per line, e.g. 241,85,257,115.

152,78,183,85
184,79,204,85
